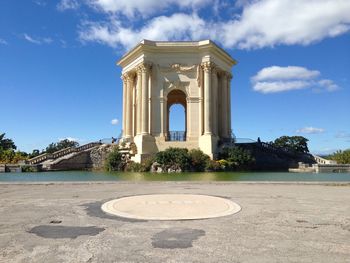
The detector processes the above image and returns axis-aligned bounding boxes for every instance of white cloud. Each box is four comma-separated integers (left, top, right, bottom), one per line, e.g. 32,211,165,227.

296,127,325,134
252,66,320,82
79,13,209,49
89,0,211,18
251,66,340,94
23,34,53,45
0,38,8,45
219,0,350,49
253,80,311,94
79,0,350,50
317,79,340,92
111,118,119,125
57,0,80,11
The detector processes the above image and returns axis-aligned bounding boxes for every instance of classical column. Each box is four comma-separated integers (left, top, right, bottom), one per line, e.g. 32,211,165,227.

124,73,133,139
160,97,167,137
141,63,151,135
132,78,137,137
198,66,204,137
136,67,142,135
202,62,212,135
217,73,222,137
221,72,228,138
227,72,232,137
211,66,218,136
121,75,127,137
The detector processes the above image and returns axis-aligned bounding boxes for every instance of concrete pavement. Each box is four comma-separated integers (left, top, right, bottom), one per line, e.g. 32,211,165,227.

0,182,349,263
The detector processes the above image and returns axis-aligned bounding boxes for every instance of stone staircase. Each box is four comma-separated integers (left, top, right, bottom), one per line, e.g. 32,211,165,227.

27,142,102,170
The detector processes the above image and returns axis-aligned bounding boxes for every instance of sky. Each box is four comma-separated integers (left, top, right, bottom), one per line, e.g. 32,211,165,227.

0,0,349,155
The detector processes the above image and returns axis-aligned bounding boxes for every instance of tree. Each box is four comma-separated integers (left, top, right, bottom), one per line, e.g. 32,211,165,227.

272,136,309,154
29,149,40,158
328,149,350,164
45,139,79,153
0,133,16,151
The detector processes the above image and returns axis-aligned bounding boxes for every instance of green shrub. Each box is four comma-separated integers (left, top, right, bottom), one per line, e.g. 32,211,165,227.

217,159,231,171
155,147,190,171
105,147,124,171
188,149,210,172
220,146,255,169
125,161,143,172
142,156,155,172
21,165,36,172
205,160,222,172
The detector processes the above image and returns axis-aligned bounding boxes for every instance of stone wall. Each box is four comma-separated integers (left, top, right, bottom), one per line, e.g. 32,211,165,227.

89,144,117,170
49,151,92,171
238,143,315,171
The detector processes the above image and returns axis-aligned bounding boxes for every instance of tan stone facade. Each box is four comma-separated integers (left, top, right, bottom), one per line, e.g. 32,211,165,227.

117,40,236,162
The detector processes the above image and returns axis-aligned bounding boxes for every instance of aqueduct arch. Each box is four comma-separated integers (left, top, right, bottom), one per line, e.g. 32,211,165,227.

117,40,236,162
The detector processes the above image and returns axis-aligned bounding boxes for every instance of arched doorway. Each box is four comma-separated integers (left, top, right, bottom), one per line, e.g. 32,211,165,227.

167,89,187,141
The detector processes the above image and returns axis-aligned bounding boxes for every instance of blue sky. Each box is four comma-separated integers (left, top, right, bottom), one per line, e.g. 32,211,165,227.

1,0,349,155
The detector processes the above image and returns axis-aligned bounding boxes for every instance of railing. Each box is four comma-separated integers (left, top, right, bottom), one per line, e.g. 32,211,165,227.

167,131,186,141
27,142,102,165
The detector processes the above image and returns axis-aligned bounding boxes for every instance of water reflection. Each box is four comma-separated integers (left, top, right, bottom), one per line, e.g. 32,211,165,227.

0,171,349,182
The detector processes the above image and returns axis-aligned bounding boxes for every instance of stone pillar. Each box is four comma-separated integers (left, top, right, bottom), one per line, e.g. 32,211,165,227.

124,73,133,139
211,66,218,136
227,72,232,137
121,75,127,137
199,79,203,137
132,78,137,137
217,73,222,138
141,63,150,135
136,68,142,135
202,62,212,135
221,72,228,138
160,97,167,137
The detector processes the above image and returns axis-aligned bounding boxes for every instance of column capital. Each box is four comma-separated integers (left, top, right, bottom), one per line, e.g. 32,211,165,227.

201,61,216,73
218,71,232,79
136,62,152,73
122,72,135,83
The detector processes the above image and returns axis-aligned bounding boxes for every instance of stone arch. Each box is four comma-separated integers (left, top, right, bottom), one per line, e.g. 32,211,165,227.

166,89,187,141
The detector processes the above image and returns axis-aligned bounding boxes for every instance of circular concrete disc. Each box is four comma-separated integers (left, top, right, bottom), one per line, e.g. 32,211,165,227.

101,194,241,220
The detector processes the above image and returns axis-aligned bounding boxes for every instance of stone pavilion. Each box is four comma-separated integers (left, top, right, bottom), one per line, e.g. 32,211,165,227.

117,40,236,162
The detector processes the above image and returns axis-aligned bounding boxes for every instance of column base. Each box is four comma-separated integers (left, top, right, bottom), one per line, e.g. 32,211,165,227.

198,134,219,159
133,134,157,163
120,136,133,143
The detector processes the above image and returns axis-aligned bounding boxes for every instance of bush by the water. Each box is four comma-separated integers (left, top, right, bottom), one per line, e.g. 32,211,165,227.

104,146,255,173
220,146,255,169
188,149,210,172
155,147,190,171
104,147,125,171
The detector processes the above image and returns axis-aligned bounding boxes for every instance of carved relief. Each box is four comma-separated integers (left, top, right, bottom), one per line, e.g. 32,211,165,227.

161,63,197,73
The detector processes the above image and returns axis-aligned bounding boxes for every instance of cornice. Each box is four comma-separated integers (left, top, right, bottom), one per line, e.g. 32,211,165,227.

117,40,237,69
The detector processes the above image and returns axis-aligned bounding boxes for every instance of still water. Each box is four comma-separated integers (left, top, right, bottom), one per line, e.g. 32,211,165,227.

0,171,349,182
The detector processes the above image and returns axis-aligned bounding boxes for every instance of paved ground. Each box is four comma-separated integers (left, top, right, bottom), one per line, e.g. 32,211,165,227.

0,182,349,263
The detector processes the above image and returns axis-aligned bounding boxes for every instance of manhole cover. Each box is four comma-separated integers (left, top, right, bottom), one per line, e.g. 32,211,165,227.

101,194,241,220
